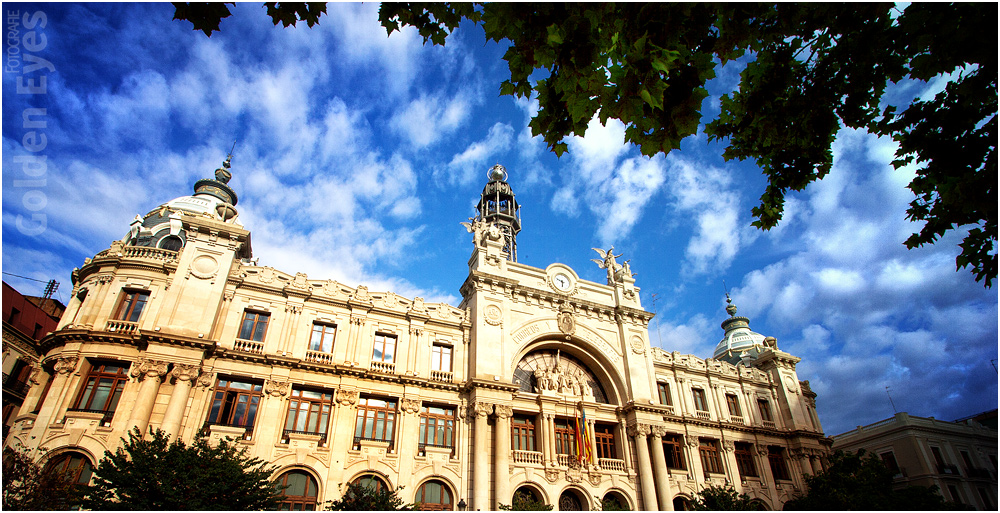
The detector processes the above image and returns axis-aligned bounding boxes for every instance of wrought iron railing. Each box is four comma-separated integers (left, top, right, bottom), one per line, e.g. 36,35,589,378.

2,373,31,396
353,435,394,451
282,428,327,446
937,464,960,476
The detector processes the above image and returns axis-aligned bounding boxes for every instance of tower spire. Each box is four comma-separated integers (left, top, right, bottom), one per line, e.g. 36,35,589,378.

475,164,521,261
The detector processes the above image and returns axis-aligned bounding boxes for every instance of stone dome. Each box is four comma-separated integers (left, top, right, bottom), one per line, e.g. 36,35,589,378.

713,297,769,366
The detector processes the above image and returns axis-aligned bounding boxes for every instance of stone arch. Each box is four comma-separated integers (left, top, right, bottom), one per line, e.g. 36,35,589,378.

672,494,694,511
346,469,395,491
411,476,457,511
601,488,633,510
557,485,591,511
273,465,323,509
510,483,549,508
40,446,97,485
749,498,770,510
39,437,104,470
511,334,627,406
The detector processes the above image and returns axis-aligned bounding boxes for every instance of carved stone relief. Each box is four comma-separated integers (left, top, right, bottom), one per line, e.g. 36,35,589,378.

337,389,359,406
265,380,290,397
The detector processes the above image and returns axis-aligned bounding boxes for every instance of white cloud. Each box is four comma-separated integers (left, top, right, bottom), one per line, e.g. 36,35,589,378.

443,122,515,185
391,92,472,148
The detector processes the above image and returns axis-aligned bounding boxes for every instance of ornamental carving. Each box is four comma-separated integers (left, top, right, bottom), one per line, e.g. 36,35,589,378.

484,304,502,326
630,335,645,355
131,359,169,380
322,279,343,297
29,364,44,385
54,356,79,375
401,398,421,415
533,363,592,397
257,267,276,284
337,389,359,406
170,364,201,383
265,380,290,397
382,292,400,308
196,372,215,388
545,468,560,483
494,404,513,419
557,308,575,336
354,285,371,302
288,272,311,291
626,423,651,437
687,437,700,449
588,472,603,486
473,402,494,418
723,440,735,453
650,425,667,438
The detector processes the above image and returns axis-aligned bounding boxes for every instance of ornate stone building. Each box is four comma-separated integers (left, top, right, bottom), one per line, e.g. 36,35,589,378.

831,411,997,510
4,159,830,510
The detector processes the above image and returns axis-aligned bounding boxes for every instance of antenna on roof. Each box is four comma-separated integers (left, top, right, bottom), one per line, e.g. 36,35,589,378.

42,279,58,300
228,139,237,159
885,386,898,414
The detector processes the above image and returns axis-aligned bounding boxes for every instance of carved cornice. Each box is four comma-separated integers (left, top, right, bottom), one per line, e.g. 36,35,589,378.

53,356,79,375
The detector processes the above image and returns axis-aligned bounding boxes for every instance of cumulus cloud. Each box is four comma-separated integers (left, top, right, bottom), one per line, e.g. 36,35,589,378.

390,92,472,148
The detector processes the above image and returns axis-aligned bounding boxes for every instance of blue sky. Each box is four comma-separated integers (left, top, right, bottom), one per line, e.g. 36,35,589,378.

2,3,996,435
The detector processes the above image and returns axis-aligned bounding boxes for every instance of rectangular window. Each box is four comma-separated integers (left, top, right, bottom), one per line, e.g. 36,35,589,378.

594,424,616,460
511,414,536,452
692,388,709,412
735,442,758,478
72,361,129,414
947,485,962,504
663,434,686,470
354,396,396,448
238,311,270,342
284,388,333,436
419,405,455,451
114,290,149,322
308,323,336,353
699,439,724,474
657,382,672,405
726,394,741,417
554,419,577,456
881,451,901,474
431,343,452,372
768,446,791,481
757,399,773,422
207,378,264,430
372,333,397,363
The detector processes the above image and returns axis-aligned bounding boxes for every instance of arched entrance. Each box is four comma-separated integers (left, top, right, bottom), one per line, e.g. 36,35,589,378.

558,488,589,511
601,490,631,511
509,485,547,509
513,349,610,403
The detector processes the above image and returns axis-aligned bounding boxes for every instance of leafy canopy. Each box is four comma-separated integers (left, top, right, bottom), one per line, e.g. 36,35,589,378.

782,450,965,511
498,490,553,511
324,481,413,511
377,3,996,287
2,445,83,510
692,484,758,511
82,428,283,510
171,2,996,286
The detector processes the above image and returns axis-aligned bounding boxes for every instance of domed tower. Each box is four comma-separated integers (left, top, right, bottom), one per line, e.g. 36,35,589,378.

713,294,773,366
123,155,248,259
474,164,521,261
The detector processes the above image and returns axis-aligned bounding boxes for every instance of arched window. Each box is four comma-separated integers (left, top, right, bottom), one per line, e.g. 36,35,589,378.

602,491,630,511
415,480,452,511
44,451,93,485
276,470,319,510
351,474,389,492
558,489,586,511
158,235,183,252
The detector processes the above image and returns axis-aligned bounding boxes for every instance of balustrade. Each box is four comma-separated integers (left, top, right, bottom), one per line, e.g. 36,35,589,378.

304,351,334,365
695,410,711,420
233,339,264,354
762,420,776,429
557,454,574,467
729,415,745,425
430,370,453,382
599,458,626,472
513,450,544,465
122,246,179,262
371,360,395,373
105,320,139,335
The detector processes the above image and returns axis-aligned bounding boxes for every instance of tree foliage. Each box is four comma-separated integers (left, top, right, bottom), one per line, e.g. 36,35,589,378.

171,2,995,286
81,428,282,510
498,490,553,511
692,484,758,510
172,2,327,36
783,450,965,510
324,481,413,511
378,2,996,287
2,446,82,510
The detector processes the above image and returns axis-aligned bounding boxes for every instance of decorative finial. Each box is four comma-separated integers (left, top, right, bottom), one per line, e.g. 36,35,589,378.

488,163,507,182
725,292,737,317
215,139,237,184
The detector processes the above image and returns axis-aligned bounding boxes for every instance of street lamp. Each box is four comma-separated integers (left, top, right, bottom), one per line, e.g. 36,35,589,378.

457,498,467,511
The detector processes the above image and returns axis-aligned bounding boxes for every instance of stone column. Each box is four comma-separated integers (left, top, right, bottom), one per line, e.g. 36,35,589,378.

650,426,674,510
159,364,200,439
536,412,549,465
472,402,493,510
628,423,659,511
798,452,813,477
547,414,557,465
811,455,823,474
587,419,599,468
126,359,169,436
46,356,80,423
494,405,513,508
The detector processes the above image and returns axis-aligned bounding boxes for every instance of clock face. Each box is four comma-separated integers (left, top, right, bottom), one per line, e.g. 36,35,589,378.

553,273,571,291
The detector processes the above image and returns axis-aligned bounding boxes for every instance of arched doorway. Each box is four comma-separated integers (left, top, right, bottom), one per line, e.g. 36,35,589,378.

44,451,94,485
601,490,631,511
414,479,453,511
510,486,547,509
275,469,320,510
558,488,589,511
673,496,693,511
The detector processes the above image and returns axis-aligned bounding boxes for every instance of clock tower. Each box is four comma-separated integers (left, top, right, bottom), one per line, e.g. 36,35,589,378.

474,164,521,262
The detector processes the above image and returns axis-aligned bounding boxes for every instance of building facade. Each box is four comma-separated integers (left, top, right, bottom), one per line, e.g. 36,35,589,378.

831,411,998,510
3,281,65,443
4,159,831,510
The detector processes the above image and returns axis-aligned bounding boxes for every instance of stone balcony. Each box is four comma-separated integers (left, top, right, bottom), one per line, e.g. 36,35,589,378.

233,338,264,354
304,350,335,365
105,319,139,335
371,360,395,373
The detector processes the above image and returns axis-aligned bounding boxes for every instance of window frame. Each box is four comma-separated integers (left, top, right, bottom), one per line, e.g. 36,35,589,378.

757,399,773,422
511,414,537,452
71,361,129,417
692,388,709,412
419,404,456,453
276,470,320,511
699,438,724,475
553,418,578,456
725,393,742,417
354,396,397,449
284,387,334,441
657,382,672,406
372,333,397,364
430,342,453,372
45,451,94,485
415,479,453,511
768,446,791,481
662,433,686,470
734,442,758,478
114,289,149,323
206,377,264,432
238,310,270,342
308,322,336,353
594,423,616,460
